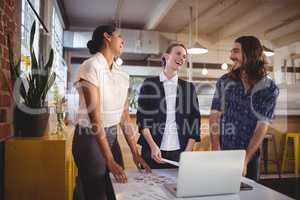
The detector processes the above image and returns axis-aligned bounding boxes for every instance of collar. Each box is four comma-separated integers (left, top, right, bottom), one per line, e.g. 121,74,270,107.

159,71,178,83
96,52,119,70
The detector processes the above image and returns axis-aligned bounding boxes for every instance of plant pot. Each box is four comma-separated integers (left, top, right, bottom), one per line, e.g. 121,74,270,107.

14,106,50,137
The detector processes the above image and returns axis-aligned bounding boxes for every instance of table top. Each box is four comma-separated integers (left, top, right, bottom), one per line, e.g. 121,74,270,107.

111,169,294,200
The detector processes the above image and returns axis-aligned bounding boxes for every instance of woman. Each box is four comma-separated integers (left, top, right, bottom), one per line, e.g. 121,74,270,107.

72,25,150,200
136,43,201,169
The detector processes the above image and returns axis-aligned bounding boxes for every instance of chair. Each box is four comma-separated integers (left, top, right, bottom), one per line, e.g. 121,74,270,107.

260,133,281,178
281,132,300,177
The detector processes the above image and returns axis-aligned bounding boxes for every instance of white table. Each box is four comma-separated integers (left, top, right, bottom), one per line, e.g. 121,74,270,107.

111,169,294,200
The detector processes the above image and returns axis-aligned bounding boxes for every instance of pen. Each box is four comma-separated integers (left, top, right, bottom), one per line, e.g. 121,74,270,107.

161,158,179,167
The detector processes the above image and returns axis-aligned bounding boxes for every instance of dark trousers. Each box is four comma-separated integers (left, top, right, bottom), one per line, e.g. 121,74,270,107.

141,147,181,169
246,154,260,181
72,125,124,200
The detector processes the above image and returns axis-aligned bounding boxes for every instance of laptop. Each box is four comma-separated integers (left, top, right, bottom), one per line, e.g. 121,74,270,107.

164,150,252,198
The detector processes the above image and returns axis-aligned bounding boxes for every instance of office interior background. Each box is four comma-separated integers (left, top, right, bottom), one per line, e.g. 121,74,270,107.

0,0,300,199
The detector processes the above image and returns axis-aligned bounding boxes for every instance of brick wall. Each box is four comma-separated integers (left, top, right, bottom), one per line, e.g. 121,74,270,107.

0,0,20,198
0,0,20,141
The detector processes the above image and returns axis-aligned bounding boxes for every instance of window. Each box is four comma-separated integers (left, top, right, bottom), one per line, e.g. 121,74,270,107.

51,6,64,63
50,4,67,100
21,0,40,73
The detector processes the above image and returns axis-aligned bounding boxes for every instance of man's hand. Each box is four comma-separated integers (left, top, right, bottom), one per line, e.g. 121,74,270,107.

209,111,222,151
133,154,152,173
107,159,128,183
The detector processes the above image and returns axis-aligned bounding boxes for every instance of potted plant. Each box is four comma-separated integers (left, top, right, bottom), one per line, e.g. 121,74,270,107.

8,21,56,137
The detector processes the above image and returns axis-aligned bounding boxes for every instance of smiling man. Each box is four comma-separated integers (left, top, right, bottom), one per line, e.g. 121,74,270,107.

209,36,279,181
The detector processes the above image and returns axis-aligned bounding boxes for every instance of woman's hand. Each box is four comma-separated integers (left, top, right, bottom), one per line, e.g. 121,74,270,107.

133,154,152,173
150,144,164,163
107,159,128,183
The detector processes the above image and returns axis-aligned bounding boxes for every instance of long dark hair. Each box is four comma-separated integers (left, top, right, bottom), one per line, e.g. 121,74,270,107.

87,25,116,54
162,43,187,67
229,36,267,85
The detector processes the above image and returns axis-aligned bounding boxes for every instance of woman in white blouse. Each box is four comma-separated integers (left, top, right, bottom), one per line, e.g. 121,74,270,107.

72,25,150,200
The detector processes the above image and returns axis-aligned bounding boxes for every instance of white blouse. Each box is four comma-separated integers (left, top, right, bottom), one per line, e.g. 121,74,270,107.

75,52,129,128
159,71,180,151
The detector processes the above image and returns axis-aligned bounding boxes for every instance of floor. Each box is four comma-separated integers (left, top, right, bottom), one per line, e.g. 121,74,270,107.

259,174,300,200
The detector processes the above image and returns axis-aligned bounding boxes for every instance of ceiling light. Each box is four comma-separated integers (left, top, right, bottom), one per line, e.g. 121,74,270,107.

187,41,208,54
221,63,228,70
115,57,123,66
263,45,274,57
187,4,208,55
201,67,208,75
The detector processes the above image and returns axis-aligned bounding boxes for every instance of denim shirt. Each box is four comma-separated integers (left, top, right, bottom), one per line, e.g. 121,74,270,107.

211,73,279,150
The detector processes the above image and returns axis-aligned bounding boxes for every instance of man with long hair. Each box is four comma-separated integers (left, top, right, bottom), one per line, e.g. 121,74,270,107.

209,36,279,181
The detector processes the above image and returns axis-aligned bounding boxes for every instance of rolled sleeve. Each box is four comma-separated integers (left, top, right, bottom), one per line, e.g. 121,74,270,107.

211,79,222,111
76,61,99,87
252,82,279,122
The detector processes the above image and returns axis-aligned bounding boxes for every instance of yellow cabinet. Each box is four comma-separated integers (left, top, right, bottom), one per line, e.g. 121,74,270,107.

4,134,77,200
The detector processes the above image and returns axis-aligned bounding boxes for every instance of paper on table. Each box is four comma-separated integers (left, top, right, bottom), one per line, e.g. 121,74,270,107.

161,158,179,167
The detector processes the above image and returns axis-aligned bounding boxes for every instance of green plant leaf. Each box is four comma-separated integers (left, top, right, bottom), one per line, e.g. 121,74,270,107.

41,72,56,103
29,21,36,52
48,72,56,89
45,49,54,71
20,80,27,102
7,34,21,87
